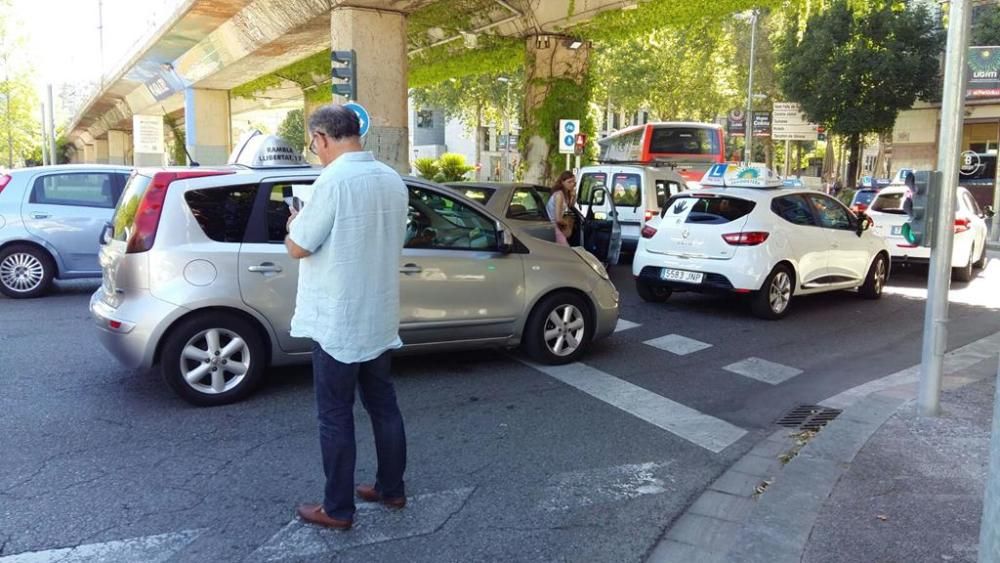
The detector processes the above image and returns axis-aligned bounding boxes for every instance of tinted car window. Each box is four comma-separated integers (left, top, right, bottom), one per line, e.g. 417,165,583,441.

666,195,755,224
507,188,547,221
852,189,878,206
610,173,641,207
655,180,681,208
266,183,314,242
871,191,908,214
648,127,719,155
771,195,817,226
31,173,118,208
806,194,853,229
112,174,152,242
456,187,495,204
406,187,497,251
579,172,607,205
185,186,258,243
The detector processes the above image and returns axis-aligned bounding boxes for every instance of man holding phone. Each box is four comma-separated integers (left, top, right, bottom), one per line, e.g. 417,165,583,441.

284,104,410,530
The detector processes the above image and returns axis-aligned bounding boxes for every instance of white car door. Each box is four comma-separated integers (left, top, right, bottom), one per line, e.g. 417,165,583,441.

959,189,987,260
804,193,870,284
769,194,828,286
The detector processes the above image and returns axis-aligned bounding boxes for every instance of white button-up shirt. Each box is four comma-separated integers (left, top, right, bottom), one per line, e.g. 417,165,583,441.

288,151,409,364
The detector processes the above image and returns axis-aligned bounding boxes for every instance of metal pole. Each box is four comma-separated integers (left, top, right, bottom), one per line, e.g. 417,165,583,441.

919,0,970,417
744,10,758,164
502,81,511,182
39,105,48,165
783,139,791,176
979,358,1000,563
47,84,57,163
97,0,105,89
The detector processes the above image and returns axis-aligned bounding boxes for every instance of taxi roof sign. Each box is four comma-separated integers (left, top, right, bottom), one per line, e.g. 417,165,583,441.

701,163,783,188
228,130,309,168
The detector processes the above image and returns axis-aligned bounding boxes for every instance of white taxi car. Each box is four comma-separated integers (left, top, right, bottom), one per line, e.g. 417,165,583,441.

632,164,891,319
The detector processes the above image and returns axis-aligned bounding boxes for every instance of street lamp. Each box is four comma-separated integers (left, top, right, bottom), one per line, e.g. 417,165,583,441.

497,76,513,182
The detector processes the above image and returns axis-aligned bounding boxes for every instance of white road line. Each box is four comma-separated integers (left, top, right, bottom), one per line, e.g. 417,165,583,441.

723,357,803,385
615,319,641,333
644,334,713,355
821,330,1000,409
247,487,475,562
538,461,674,511
524,361,747,453
0,529,206,563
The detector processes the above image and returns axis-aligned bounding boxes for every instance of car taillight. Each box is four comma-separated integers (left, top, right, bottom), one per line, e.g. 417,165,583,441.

641,225,658,239
954,217,971,233
644,209,659,222
0,174,10,194
722,231,769,246
126,170,233,254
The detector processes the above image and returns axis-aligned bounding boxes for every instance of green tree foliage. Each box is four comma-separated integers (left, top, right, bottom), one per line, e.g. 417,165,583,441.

777,0,943,186
0,0,41,168
411,73,521,133
413,153,474,182
278,109,305,155
972,5,1000,46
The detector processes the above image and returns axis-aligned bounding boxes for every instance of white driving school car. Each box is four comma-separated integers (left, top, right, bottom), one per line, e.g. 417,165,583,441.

632,164,891,319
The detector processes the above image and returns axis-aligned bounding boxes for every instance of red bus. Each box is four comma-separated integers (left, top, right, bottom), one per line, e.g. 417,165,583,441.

598,122,727,184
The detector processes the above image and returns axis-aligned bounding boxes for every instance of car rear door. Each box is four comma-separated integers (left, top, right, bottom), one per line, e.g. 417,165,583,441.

400,183,525,345
769,194,828,285
23,170,127,273
237,177,316,354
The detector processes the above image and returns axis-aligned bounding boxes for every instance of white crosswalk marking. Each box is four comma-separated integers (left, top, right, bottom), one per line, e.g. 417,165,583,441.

0,529,205,563
539,461,674,511
724,357,802,385
615,319,641,332
524,361,747,453
644,334,713,355
247,487,475,562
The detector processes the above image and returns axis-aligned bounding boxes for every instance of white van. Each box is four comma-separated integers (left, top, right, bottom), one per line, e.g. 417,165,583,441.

576,164,688,255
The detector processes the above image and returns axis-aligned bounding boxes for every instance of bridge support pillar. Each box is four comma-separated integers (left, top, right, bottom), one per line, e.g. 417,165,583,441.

108,130,128,165
184,88,232,165
95,139,109,164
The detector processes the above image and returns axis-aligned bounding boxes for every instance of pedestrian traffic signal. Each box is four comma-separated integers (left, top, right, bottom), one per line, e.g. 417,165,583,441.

817,127,826,142
331,50,357,101
900,170,939,248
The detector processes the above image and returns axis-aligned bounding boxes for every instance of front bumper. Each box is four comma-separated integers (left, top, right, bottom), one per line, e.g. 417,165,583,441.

90,289,181,369
590,278,620,341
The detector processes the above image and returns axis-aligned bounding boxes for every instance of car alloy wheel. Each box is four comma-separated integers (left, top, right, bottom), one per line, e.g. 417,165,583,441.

0,252,45,294
544,304,586,357
179,328,251,395
769,271,792,314
874,258,886,294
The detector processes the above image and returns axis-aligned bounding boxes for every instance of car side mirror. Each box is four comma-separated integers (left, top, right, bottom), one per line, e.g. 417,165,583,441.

855,214,872,237
100,222,113,245
497,223,514,253
984,205,996,219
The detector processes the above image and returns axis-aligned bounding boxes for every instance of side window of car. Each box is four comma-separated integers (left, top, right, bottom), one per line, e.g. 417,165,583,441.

655,181,682,208
184,186,258,243
771,195,817,226
962,191,982,216
508,189,546,221
266,183,315,242
406,186,498,251
30,173,118,208
806,194,852,230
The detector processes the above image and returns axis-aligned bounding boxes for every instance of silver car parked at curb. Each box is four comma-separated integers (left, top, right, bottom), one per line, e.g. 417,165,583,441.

90,135,620,406
0,164,132,298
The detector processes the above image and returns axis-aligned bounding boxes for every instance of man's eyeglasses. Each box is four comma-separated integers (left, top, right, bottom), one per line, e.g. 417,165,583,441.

308,132,328,155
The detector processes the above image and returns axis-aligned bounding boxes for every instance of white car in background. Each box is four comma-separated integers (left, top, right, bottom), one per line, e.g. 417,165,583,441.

633,164,891,319
866,184,993,282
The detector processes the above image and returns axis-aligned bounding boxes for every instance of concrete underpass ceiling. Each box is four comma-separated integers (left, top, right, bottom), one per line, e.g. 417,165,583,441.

68,0,636,145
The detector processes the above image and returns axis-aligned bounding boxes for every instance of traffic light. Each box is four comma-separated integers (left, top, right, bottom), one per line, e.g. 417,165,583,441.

331,50,357,100
817,127,826,142
901,170,940,248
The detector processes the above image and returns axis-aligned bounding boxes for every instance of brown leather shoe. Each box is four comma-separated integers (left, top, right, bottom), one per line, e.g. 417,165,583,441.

296,503,352,530
355,484,406,508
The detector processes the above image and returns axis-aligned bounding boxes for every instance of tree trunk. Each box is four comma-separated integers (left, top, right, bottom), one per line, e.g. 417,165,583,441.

822,136,834,182
764,137,773,169
846,132,861,188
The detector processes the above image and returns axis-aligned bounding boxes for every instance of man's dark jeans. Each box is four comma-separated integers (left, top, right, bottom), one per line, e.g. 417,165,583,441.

312,343,407,521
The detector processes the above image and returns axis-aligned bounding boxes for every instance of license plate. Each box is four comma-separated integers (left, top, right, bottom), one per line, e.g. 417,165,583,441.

660,268,704,284
890,225,902,236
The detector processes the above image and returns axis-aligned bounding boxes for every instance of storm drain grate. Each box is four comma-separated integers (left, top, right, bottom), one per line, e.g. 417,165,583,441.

775,405,842,431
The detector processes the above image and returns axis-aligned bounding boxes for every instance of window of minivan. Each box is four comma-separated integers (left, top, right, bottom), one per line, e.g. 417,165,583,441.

610,173,641,207
579,172,608,205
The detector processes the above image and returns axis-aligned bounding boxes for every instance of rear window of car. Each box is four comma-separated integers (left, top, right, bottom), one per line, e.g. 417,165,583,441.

852,190,877,205
111,174,153,242
871,191,908,214
184,186,258,243
610,173,641,207
665,195,756,224
648,127,719,156
507,188,547,221
455,187,494,204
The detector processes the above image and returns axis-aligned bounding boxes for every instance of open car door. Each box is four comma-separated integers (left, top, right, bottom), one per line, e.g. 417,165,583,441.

578,187,621,265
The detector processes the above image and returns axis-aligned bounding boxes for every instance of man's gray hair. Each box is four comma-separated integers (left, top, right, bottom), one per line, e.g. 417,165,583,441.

308,104,361,140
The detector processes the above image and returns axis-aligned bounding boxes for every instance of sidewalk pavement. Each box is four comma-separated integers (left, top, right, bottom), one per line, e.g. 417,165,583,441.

649,331,1000,563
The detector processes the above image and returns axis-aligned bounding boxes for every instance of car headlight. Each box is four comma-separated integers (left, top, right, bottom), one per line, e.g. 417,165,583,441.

572,247,610,280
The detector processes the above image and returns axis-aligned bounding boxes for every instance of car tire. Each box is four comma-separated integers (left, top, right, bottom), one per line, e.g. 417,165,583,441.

973,241,988,270
0,244,55,299
751,264,794,320
859,254,888,300
160,312,268,406
636,279,672,303
522,292,591,365
952,251,974,283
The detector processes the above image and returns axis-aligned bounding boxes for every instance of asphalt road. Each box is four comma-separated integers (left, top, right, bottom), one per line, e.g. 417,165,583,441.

2,254,999,562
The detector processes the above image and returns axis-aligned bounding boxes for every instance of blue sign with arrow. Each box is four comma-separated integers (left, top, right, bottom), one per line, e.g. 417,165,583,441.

343,102,370,137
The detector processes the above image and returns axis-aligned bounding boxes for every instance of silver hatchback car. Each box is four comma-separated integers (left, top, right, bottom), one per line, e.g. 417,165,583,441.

0,164,132,298
91,136,620,406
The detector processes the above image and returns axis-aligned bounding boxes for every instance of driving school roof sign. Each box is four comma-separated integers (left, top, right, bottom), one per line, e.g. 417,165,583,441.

228,131,307,168
701,163,783,188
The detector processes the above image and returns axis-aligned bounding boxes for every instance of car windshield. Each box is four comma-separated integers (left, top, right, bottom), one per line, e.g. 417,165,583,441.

871,191,907,214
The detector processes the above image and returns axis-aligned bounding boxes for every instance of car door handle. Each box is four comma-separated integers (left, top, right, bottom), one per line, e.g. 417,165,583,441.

30,212,51,219
399,264,423,274
248,263,283,273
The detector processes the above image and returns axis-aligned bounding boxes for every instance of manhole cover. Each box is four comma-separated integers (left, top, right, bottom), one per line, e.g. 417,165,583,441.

775,405,842,431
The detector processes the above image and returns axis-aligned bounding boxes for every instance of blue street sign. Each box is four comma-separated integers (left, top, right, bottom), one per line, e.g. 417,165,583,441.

564,122,576,133
343,102,370,137
564,134,575,146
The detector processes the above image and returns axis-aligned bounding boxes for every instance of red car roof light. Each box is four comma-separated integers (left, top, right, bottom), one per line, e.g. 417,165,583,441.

126,169,234,254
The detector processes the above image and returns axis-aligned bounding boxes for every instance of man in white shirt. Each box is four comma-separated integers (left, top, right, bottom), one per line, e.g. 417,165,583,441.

285,104,409,530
